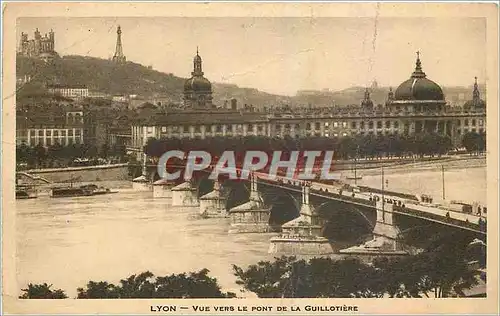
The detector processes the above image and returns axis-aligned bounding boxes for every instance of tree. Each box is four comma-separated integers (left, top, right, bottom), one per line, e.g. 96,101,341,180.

395,226,481,297
100,143,110,158
33,143,47,168
233,256,384,298
77,281,120,299
77,270,235,299
19,283,67,299
462,132,485,155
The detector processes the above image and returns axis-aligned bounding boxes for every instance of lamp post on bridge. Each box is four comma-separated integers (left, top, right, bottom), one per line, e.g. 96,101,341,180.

381,166,385,221
442,164,446,201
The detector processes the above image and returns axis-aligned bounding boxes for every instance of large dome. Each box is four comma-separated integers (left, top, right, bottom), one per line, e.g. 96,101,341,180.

395,77,444,101
394,53,444,101
184,76,212,91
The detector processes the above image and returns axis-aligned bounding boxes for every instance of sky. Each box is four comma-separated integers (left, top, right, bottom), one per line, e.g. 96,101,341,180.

17,17,486,96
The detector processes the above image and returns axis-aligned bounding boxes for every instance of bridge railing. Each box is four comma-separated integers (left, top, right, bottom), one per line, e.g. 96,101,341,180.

393,205,486,233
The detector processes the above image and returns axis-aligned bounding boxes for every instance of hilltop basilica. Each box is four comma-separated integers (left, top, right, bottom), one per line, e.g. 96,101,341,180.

18,28,59,63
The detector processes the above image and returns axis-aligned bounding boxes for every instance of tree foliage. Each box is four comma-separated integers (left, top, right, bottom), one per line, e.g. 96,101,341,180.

234,230,484,298
143,133,454,161
77,269,235,299
461,132,486,154
19,283,68,299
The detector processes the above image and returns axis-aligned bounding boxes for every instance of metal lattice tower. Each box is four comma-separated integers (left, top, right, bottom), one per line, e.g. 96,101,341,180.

112,25,126,63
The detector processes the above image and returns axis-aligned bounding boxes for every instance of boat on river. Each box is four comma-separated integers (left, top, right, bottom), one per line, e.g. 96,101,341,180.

16,184,38,199
50,176,118,198
50,184,118,198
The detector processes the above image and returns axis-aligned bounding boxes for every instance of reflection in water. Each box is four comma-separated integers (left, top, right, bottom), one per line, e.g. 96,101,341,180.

16,160,486,298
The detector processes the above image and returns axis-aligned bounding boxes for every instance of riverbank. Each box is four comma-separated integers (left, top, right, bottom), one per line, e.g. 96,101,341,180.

21,164,129,183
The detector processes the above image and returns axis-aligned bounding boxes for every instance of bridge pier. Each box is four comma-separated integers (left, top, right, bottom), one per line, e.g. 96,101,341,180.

171,180,199,207
340,200,407,256
153,178,173,198
132,153,152,191
199,179,227,218
269,182,333,255
228,173,271,233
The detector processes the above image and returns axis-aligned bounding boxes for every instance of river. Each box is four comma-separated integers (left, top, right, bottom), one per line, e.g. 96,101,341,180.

16,157,486,298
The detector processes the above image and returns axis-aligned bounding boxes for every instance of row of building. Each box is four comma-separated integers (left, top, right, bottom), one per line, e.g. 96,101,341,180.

126,50,486,159
16,50,487,161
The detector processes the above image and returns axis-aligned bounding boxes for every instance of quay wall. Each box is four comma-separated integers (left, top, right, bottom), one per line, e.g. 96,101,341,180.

24,164,130,183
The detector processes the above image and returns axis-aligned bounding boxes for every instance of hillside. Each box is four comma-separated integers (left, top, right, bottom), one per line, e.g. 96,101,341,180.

16,55,484,108
16,55,290,107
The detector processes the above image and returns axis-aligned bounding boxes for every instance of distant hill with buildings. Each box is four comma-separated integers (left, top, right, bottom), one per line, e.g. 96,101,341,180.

16,55,483,108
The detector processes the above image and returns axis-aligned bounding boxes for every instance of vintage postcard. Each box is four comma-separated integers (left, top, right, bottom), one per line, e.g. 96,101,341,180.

2,2,499,315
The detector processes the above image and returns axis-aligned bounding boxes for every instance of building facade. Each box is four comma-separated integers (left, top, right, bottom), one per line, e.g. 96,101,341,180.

47,84,89,100
16,103,85,147
125,52,486,158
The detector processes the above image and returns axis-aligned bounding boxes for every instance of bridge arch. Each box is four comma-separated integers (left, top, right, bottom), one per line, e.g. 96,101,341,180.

260,188,301,230
316,201,375,242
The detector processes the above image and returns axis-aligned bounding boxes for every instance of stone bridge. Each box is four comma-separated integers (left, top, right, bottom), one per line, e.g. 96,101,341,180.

131,163,487,256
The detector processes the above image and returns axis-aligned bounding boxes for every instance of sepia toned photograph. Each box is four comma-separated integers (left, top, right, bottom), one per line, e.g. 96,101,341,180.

2,2,499,315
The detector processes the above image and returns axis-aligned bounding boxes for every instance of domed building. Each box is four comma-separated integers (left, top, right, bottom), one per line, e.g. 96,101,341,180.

385,52,452,135
389,52,446,112
183,48,213,108
463,77,486,111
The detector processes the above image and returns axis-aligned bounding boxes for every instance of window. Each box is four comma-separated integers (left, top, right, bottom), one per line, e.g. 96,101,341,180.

61,130,66,137
306,123,311,130
457,120,461,126
75,137,81,144
183,125,190,133
333,133,338,137
315,122,320,130
161,126,167,132
38,130,44,137
324,132,329,138
324,122,329,127
351,122,357,129
333,122,338,128
46,138,52,146
46,130,52,137
342,122,347,128
465,119,469,126
194,125,201,133
275,124,281,131
53,130,59,137
342,132,347,137
360,121,365,129
75,129,81,136
377,121,382,129
472,119,476,126
368,121,374,129
394,121,399,129
385,121,390,128
257,125,263,132
479,119,484,126
68,129,73,137
248,124,254,131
